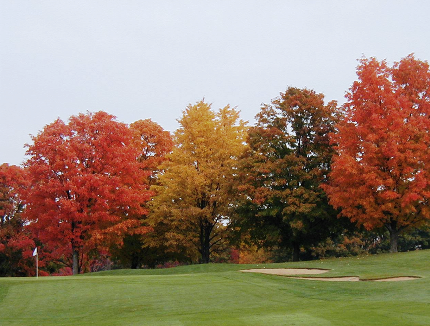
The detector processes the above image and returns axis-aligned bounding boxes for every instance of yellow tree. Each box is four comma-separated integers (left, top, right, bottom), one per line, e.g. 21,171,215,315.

148,101,247,263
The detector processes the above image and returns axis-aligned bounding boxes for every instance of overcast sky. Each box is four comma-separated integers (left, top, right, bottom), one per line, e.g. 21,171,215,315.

1,1,429,166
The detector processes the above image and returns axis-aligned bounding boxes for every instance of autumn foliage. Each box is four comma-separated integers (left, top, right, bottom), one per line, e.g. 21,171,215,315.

130,119,174,179
0,164,34,276
236,87,341,261
148,101,247,263
22,111,152,274
111,119,174,268
324,54,430,252
3,54,430,276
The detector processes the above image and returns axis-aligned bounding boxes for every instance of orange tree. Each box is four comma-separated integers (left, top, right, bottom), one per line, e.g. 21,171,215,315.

235,87,342,261
110,119,174,268
148,101,247,263
23,111,152,274
131,119,174,185
324,55,430,252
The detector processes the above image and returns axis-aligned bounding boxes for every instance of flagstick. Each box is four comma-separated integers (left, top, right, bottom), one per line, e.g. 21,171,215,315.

33,247,39,278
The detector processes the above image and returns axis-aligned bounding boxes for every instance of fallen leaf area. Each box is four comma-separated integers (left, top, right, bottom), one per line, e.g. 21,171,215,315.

240,268,420,282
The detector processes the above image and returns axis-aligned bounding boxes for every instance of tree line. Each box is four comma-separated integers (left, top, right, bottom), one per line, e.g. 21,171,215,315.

2,54,430,276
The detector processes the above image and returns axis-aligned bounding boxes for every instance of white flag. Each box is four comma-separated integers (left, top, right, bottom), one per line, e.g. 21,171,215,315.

33,247,37,256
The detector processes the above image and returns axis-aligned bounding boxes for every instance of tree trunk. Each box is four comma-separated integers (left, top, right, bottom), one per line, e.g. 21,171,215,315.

386,221,399,253
199,219,212,264
292,242,300,262
71,221,81,275
131,256,139,269
72,249,80,275
200,227,211,264
389,229,399,253
201,245,210,264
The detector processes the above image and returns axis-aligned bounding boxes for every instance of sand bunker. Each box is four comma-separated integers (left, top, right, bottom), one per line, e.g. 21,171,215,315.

293,276,360,282
290,276,419,282
371,276,420,282
241,268,329,276
241,268,420,282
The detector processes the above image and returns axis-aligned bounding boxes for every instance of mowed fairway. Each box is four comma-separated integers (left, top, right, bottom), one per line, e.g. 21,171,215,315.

1,250,430,326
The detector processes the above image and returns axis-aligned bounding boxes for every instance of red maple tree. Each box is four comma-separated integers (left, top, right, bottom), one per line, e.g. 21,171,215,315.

23,111,152,274
324,54,430,252
0,164,35,276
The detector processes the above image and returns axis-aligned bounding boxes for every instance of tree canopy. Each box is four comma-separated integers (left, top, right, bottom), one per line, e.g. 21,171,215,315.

111,119,174,269
324,54,430,252
148,101,248,263
236,87,341,261
23,111,152,274
0,164,34,276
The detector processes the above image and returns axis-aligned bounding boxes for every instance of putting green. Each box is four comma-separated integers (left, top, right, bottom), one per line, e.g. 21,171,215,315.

1,250,430,325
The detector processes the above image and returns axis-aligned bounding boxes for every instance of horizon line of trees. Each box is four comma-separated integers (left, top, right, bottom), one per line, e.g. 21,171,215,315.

2,54,430,276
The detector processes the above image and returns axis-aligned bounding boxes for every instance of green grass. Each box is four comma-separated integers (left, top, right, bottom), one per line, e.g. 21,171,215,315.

1,250,430,325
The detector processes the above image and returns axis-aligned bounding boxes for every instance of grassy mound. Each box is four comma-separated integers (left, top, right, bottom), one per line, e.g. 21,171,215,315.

1,250,430,325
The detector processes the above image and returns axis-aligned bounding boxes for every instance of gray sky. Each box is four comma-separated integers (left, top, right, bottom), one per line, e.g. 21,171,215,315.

1,1,429,166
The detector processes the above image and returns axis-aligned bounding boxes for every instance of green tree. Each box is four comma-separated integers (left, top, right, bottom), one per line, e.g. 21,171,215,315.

148,101,247,263
236,87,342,261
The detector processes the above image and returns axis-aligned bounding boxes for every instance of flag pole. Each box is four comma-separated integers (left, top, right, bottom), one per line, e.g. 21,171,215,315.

33,247,38,278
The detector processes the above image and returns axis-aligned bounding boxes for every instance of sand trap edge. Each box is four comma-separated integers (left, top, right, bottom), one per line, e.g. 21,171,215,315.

365,276,421,282
286,275,421,282
240,268,330,276
240,268,421,282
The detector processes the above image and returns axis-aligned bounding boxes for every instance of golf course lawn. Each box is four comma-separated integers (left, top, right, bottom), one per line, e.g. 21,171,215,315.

1,250,430,325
